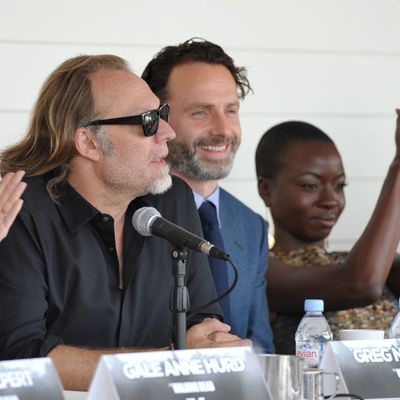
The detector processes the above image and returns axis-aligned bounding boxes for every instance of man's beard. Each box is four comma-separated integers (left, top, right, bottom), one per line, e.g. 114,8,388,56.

98,132,172,196
167,136,240,181
148,164,172,195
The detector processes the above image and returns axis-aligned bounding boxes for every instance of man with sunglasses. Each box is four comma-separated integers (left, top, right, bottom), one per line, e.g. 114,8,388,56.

142,38,274,354
0,54,250,391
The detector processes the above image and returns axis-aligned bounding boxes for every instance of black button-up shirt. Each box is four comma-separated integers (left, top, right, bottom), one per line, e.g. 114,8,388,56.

0,174,221,359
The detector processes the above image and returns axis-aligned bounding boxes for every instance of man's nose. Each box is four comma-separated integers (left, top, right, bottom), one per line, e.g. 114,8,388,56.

210,112,231,136
155,119,176,142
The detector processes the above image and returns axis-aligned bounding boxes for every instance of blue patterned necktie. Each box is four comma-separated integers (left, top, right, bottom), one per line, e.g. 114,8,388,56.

198,200,231,325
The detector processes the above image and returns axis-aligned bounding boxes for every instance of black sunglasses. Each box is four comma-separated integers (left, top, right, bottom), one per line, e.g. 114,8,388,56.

84,103,169,137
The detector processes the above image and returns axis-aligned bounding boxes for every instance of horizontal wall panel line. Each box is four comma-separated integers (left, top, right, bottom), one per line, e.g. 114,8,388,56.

226,176,387,183
328,239,359,244
0,39,161,49
240,111,393,119
2,39,400,58
0,109,393,119
230,46,400,58
0,110,29,114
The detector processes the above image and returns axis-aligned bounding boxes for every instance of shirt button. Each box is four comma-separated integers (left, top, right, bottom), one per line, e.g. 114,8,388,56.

102,216,110,223
108,246,114,252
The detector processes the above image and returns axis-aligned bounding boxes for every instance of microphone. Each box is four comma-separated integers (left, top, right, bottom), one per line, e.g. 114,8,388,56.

132,206,228,260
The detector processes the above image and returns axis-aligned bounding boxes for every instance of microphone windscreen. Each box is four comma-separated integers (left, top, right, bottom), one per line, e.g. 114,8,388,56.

132,207,161,236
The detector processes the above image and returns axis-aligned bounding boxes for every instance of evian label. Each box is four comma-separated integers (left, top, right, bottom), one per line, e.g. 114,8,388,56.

296,342,324,367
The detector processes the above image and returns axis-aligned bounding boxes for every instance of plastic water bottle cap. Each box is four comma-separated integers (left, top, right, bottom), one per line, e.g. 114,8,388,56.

304,299,324,312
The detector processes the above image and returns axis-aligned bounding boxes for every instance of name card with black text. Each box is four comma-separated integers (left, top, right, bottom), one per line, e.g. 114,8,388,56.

0,357,64,400
87,346,271,400
321,339,400,399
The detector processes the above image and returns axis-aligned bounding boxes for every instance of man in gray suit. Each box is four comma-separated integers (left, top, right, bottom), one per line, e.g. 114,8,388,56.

142,38,274,353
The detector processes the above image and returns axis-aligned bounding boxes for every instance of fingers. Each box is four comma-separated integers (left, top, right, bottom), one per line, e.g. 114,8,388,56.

206,338,252,348
200,317,231,333
0,171,26,213
2,199,24,229
207,330,252,347
207,331,242,341
186,318,252,350
0,171,26,241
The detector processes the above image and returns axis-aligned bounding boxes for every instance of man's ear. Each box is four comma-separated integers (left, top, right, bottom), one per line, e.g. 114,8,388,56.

257,177,272,208
74,127,101,161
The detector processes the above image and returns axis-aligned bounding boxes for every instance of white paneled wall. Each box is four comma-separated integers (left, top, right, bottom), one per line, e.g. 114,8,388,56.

2,0,400,250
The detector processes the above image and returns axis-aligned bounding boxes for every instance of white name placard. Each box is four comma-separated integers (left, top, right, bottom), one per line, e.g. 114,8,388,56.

0,357,64,400
321,339,400,399
87,346,271,400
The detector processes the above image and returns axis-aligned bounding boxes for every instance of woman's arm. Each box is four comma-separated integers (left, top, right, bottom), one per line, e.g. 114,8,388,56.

268,110,400,314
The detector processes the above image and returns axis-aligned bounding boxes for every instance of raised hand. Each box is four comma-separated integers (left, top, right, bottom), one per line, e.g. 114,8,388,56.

0,171,26,241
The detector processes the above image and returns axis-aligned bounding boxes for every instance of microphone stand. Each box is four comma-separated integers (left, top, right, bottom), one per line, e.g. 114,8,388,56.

169,247,190,350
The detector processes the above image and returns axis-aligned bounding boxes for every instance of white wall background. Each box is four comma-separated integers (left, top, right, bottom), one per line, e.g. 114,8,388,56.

1,0,399,250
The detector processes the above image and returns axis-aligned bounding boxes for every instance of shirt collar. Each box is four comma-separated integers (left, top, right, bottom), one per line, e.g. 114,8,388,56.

193,186,221,226
56,178,150,234
57,180,100,233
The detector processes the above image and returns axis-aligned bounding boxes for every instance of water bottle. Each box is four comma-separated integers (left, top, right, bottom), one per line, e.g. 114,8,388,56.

388,297,400,338
295,299,332,368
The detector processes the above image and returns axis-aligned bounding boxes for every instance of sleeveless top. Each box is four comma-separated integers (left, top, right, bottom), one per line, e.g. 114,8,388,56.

270,245,397,354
